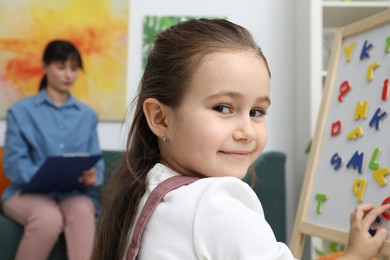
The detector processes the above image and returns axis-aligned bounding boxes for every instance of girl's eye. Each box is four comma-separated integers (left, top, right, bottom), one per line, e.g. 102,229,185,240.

250,109,266,117
213,105,231,114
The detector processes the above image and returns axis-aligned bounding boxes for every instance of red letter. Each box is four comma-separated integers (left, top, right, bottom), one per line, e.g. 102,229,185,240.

382,79,389,101
331,121,342,136
338,81,351,102
381,197,390,219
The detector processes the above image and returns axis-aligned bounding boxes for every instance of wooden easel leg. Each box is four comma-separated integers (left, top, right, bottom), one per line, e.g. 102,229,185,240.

290,231,306,259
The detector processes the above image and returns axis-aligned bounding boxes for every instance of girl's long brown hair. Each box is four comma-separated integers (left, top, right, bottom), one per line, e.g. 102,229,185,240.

92,18,270,259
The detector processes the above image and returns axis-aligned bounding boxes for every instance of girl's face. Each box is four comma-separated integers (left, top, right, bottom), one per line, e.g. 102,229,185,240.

163,51,270,179
44,59,80,93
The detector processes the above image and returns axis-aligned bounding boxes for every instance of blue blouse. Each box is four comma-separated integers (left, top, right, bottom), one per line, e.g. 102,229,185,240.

2,90,104,210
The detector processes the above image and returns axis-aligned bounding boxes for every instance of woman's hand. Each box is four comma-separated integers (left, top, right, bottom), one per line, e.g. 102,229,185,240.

78,168,97,186
340,203,390,260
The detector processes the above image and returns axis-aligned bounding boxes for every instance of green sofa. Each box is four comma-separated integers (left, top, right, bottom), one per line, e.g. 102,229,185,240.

246,151,287,243
0,151,286,259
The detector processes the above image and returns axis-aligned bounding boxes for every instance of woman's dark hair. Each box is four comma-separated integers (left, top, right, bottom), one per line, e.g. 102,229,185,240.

39,40,83,90
92,18,270,260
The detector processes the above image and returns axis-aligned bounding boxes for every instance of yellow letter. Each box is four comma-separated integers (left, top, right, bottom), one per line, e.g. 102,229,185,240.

354,100,369,120
344,41,355,62
352,178,367,202
346,126,363,140
373,168,390,187
367,62,380,82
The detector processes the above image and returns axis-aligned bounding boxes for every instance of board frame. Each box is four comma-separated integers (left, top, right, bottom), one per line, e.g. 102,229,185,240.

290,9,390,259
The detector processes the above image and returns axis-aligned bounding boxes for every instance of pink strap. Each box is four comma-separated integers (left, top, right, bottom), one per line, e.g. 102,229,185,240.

126,175,198,260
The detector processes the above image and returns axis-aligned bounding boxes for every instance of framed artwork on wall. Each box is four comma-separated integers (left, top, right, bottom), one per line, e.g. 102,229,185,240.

143,16,196,69
142,15,225,69
0,0,129,121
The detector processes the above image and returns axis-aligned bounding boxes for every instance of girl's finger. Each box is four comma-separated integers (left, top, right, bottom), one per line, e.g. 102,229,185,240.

361,204,390,227
374,226,388,240
350,204,376,224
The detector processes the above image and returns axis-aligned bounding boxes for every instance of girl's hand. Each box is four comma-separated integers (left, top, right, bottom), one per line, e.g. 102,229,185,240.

78,168,97,186
341,203,390,260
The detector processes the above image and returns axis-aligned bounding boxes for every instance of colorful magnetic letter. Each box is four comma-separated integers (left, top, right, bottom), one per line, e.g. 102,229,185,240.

369,148,381,171
346,126,363,141
382,79,389,101
315,194,328,214
338,81,351,102
352,178,367,202
373,167,390,186
369,216,383,236
360,40,373,60
366,62,380,82
331,121,342,136
385,36,390,54
354,100,369,120
346,151,364,174
344,41,355,62
330,153,342,171
369,108,388,130
381,197,390,219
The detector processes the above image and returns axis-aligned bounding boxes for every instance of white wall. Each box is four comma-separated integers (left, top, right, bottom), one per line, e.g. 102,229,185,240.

0,122,4,147
294,0,314,257
0,0,298,245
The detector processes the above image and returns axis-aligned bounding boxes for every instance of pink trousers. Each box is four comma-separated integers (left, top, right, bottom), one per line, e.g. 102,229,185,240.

3,192,96,260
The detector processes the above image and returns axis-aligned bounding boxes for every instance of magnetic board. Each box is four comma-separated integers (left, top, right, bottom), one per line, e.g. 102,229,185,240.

290,9,390,258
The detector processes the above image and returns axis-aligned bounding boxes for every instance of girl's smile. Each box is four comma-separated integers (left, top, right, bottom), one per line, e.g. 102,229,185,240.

218,150,252,161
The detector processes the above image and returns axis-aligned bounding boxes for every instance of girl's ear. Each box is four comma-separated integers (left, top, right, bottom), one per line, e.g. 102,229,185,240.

143,98,169,138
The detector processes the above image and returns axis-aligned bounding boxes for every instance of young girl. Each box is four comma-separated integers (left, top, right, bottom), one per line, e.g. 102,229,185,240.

92,19,389,260
2,40,104,260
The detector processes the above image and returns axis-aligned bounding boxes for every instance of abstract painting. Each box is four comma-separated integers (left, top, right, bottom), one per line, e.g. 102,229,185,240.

142,16,224,69
143,16,197,69
0,0,129,121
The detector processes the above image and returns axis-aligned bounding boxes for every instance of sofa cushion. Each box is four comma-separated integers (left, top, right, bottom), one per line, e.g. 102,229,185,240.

0,212,67,260
243,151,287,243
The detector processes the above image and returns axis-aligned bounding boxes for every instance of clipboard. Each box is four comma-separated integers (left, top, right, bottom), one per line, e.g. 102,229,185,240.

21,154,102,194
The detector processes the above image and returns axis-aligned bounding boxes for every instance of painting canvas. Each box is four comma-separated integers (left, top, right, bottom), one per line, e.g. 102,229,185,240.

143,16,196,69
143,16,225,69
0,0,129,121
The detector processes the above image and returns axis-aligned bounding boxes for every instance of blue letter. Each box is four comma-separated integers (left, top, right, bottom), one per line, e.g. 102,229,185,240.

369,108,387,130
360,40,373,60
330,153,342,170
346,151,364,174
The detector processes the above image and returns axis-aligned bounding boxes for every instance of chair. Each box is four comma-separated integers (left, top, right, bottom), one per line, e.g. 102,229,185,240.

243,151,287,243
